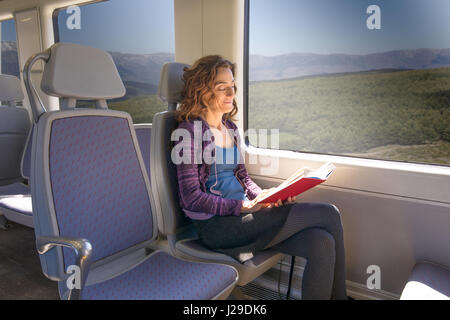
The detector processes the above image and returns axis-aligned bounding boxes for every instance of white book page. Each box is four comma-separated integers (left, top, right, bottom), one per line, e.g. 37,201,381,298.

304,162,336,180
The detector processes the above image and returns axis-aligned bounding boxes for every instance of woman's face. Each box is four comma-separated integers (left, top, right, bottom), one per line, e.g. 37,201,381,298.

205,67,235,114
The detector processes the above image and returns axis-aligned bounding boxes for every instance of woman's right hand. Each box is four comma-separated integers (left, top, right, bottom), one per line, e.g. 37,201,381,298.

240,200,262,214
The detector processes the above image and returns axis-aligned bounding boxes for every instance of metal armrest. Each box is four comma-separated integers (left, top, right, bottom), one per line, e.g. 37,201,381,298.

36,236,93,300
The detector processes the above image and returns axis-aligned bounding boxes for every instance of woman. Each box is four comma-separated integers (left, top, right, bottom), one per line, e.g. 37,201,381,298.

174,55,347,300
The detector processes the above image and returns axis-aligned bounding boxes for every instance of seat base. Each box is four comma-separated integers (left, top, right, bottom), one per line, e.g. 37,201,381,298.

80,250,237,300
175,238,282,286
0,196,33,228
401,262,450,300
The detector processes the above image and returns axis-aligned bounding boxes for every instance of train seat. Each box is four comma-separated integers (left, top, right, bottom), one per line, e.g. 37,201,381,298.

150,62,282,286
134,124,152,181
26,42,237,300
0,74,33,228
401,262,450,300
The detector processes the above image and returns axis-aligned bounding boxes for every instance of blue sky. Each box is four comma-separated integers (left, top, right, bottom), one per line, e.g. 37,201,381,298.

250,0,450,56
1,18,16,41
56,0,175,54
1,0,175,54
2,0,450,56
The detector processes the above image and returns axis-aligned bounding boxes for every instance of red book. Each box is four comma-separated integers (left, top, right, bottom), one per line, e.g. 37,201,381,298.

256,162,336,204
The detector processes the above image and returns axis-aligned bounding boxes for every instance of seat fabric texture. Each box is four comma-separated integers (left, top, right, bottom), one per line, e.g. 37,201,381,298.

81,251,236,300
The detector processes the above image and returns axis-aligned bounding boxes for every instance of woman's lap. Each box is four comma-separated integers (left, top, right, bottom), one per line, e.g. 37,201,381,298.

192,203,291,250
193,202,343,252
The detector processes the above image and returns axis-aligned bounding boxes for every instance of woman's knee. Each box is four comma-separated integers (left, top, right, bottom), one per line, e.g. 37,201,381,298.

321,203,343,228
308,228,335,255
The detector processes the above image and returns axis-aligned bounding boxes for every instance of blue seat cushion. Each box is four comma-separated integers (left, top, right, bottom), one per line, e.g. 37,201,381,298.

81,251,237,300
0,182,30,197
401,262,450,300
0,195,32,216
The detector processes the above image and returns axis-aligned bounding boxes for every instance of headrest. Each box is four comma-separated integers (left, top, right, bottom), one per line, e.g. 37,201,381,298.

41,43,125,101
0,74,24,106
158,62,190,104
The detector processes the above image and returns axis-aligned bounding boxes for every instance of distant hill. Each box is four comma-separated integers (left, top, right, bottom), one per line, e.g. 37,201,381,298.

249,48,450,81
114,81,158,100
1,41,19,77
109,51,174,86
248,66,450,160
3,41,450,88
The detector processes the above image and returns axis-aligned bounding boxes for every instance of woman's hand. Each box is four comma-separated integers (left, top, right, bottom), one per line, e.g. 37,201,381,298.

240,200,262,214
261,195,296,209
253,188,275,203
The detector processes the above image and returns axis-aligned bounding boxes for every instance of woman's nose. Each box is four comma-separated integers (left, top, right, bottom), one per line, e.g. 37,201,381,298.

226,87,235,96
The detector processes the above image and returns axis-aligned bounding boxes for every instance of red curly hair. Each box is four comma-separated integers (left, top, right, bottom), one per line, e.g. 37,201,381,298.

176,55,238,122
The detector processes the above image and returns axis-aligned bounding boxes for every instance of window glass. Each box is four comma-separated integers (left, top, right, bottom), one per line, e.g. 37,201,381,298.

56,0,175,123
248,0,450,166
1,19,21,106
1,19,20,77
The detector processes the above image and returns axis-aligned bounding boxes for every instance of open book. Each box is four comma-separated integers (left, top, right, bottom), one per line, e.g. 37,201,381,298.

256,162,336,204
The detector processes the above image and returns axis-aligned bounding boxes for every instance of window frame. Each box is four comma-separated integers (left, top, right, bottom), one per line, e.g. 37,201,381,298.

243,0,450,169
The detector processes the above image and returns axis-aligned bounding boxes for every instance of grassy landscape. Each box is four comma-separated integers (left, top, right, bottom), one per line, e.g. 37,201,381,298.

248,67,450,166
108,94,166,124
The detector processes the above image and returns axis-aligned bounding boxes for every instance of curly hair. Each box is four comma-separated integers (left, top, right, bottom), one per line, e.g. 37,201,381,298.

176,55,238,122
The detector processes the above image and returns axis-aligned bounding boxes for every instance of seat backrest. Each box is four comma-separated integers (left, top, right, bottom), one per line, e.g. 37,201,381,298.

30,43,157,280
151,63,190,236
134,124,152,182
20,125,33,181
0,74,31,186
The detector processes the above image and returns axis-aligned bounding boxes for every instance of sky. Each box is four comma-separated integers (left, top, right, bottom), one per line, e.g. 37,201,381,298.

1,18,16,41
2,0,450,56
250,0,450,56
55,0,175,54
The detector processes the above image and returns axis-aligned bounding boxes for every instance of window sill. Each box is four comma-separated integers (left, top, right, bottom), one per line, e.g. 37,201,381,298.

244,145,450,204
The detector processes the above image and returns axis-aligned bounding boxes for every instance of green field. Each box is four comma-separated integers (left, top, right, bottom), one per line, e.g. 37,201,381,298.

108,95,167,124
249,67,450,166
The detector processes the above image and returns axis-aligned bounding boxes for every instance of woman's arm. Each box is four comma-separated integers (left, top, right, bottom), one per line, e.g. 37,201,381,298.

236,164,263,200
177,163,243,216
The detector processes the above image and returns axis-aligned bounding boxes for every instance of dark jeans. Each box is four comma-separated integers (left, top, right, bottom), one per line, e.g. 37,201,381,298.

193,202,347,300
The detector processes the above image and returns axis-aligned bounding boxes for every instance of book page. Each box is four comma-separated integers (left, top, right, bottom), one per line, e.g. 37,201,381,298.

304,162,336,180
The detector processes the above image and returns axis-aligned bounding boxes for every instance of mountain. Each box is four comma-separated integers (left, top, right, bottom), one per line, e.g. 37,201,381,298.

109,51,174,86
116,81,158,100
3,41,449,86
249,48,450,81
1,41,19,77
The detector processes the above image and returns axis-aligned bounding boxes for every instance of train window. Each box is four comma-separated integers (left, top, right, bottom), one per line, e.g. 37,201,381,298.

1,19,20,78
54,0,175,123
247,0,450,166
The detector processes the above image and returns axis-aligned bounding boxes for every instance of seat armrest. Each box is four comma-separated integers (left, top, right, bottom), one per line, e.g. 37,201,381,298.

36,236,93,300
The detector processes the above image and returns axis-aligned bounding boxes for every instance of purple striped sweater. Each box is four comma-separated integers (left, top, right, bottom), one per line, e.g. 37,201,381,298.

174,117,262,220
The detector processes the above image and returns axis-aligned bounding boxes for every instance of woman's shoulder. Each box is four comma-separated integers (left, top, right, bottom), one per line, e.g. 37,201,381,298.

176,117,204,130
224,118,238,130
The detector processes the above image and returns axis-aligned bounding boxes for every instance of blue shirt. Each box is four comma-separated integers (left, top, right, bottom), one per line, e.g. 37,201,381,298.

205,145,249,201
